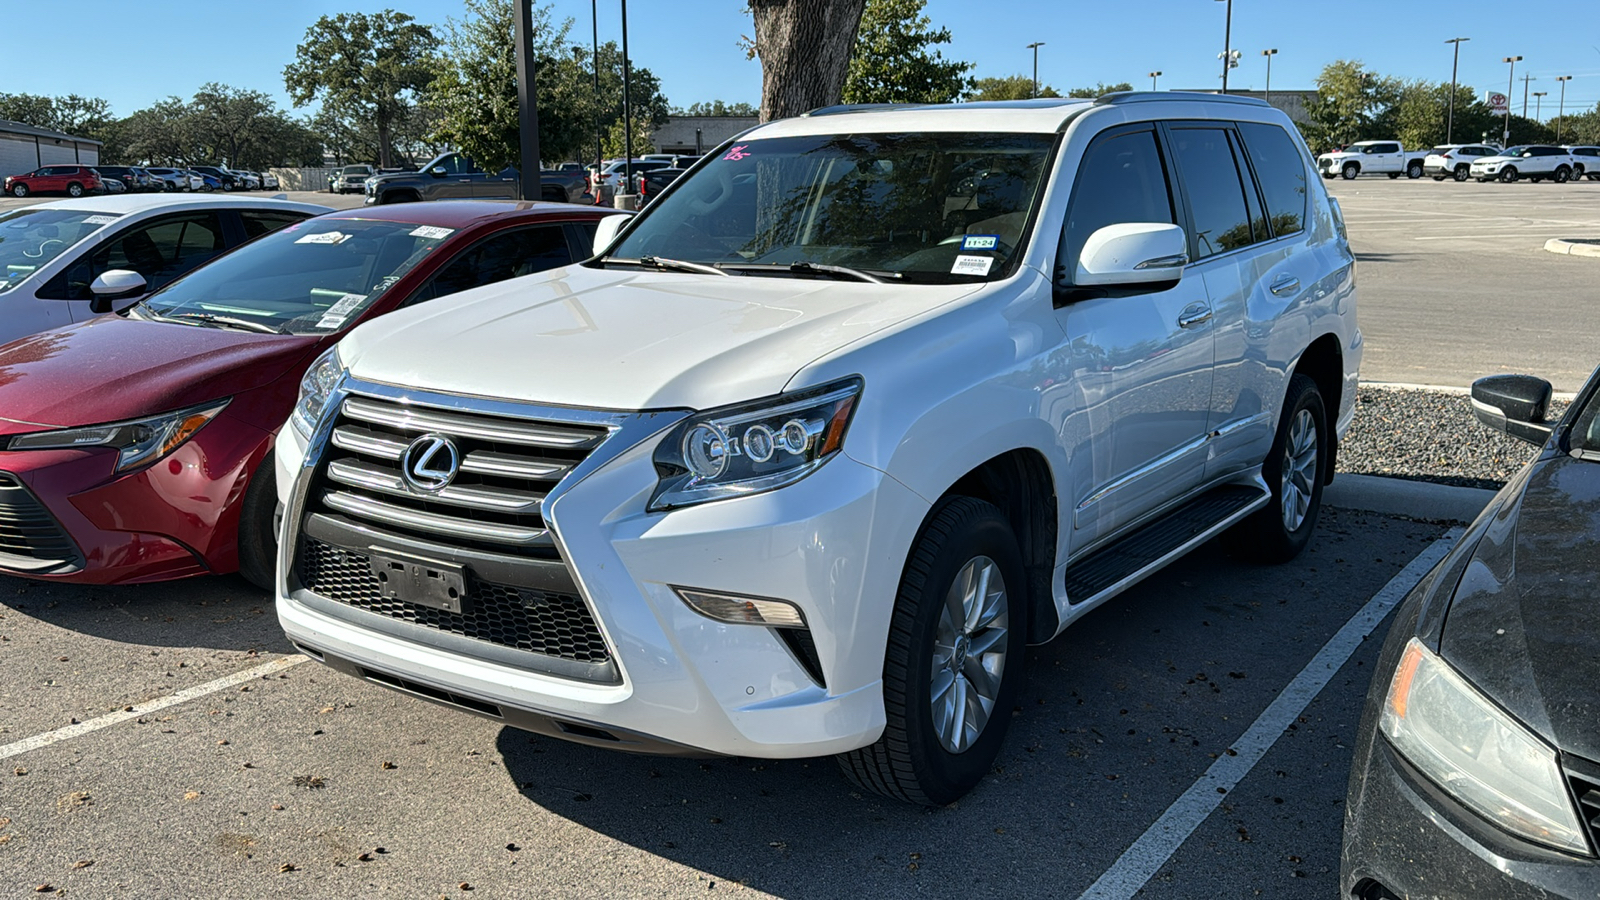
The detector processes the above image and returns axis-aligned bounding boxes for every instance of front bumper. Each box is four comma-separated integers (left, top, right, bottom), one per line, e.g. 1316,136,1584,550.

1341,737,1598,899
275,381,930,758
0,411,271,584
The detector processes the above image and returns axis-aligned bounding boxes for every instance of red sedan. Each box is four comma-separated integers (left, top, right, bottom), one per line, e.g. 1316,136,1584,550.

0,201,624,587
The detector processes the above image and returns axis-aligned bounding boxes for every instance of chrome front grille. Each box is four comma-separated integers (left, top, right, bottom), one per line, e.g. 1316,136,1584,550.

312,394,609,555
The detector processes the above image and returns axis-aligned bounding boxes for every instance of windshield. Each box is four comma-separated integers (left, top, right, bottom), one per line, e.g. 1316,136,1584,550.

341,166,371,176
0,208,119,294
1500,146,1529,156
137,218,451,334
608,132,1055,282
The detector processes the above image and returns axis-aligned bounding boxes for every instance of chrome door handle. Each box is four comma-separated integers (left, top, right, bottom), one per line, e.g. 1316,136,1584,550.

1177,304,1213,328
1269,275,1301,296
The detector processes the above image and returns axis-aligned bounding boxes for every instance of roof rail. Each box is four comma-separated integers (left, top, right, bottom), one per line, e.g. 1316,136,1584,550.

802,97,1091,117
1095,91,1271,108
801,103,906,117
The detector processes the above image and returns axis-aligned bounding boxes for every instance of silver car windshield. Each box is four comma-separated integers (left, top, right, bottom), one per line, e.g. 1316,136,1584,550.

607,132,1056,283
0,209,115,294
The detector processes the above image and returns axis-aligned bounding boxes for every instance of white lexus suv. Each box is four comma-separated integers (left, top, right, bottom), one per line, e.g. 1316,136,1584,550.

276,93,1361,805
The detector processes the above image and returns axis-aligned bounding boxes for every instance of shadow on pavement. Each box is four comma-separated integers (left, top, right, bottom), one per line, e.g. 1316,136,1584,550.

0,572,290,653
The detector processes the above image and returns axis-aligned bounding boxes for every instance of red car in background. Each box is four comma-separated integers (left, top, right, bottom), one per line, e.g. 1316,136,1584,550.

0,201,625,588
4,165,105,198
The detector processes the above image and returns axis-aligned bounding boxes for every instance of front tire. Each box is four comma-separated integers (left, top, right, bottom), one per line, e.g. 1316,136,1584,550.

1500,167,1519,183
1342,163,1360,180
1554,166,1571,184
838,496,1026,806
1226,373,1326,563
236,462,278,591
10,183,27,197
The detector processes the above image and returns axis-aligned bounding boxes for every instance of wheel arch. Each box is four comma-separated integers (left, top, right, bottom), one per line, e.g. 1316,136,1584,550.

1290,332,1344,484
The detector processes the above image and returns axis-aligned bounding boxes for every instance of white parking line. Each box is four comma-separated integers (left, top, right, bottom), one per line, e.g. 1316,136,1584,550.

1076,528,1463,900
0,656,307,762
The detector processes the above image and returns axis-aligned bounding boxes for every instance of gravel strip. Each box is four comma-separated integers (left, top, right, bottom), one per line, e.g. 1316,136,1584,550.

1336,385,1572,490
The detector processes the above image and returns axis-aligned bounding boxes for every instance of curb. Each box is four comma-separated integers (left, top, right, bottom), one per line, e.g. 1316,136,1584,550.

1325,473,1499,524
1544,238,1600,258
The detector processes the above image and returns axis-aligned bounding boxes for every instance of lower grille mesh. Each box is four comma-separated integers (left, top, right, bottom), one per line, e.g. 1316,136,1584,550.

298,538,610,663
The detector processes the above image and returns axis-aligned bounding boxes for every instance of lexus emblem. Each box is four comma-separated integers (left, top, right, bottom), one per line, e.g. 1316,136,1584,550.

400,433,460,492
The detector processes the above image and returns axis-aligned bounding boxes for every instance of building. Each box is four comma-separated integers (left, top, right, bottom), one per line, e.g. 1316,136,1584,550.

651,116,759,156
1173,89,1317,125
0,120,102,179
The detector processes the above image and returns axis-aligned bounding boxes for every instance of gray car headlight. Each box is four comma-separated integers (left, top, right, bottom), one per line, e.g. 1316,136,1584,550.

649,378,862,511
1381,637,1589,854
290,346,344,441
7,400,230,474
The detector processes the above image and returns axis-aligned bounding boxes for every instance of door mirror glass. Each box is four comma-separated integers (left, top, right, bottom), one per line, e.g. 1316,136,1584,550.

591,213,629,257
1073,223,1188,287
1471,374,1553,446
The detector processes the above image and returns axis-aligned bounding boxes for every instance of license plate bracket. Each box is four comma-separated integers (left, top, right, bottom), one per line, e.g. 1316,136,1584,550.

369,553,468,614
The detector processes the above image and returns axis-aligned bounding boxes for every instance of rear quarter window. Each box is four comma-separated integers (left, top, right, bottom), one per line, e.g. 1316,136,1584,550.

1237,122,1309,238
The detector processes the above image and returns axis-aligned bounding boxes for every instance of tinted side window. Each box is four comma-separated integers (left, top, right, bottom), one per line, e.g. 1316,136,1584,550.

240,210,310,239
98,213,226,292
1060,128,1175,273
408,226,573,306
1374,143,1400,154
1238,122,1308,238
1169,127,1254,259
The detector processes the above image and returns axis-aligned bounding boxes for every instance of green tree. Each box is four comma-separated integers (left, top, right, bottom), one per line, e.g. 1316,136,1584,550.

1303,60,1401,150
674,100,759,116
842,0,972,104
1065,82,1134,98
0,93,57,128
965,76,1060,101
283,10,439,169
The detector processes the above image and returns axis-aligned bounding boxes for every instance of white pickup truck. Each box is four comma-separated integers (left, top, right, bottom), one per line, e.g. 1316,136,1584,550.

1317,141,1428,180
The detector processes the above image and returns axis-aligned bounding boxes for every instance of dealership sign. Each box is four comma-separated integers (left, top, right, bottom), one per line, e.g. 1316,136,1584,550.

1486,91,1509,117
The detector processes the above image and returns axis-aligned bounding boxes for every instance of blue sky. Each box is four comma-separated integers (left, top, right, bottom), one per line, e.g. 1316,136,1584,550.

5,1,1599,119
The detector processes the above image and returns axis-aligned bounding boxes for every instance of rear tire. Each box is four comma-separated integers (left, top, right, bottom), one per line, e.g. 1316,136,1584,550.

838,496,1026,806
1225,373,1327,564
66,182,83,197
236,462,279,592
1406,162,1423,178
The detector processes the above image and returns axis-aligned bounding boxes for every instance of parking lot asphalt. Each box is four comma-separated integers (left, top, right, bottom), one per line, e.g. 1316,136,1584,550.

0,509,1446,898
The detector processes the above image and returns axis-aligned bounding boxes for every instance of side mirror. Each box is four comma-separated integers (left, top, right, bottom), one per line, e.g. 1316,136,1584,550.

591,213,630,256
1471,374,1554,446
430,166,447,177
1071,223,1188,288
88,269,148,314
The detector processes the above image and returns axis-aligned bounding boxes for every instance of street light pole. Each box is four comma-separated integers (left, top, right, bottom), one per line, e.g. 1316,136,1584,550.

1532,91,1547,123
1445,37,1469,144
1503,56,1522,146
1150,70,1162,91
1262,49,1278,107
620,0,633,204
1521,72,1535,118
592,0,601,198
1217,0,1233,94
1556,75,1572,141
1026,42,1045,98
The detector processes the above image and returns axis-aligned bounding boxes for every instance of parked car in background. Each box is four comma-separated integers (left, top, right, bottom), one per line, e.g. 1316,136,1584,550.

144,168,204,192
0,194,327,346
1341,367,1600,897
1564,145,1600,180
277,93,1360,805
334,165,376,194
592,158,674,195
362,152,587,205
1422,143,1501,182
188,170,223,192
259,171,280,190
0,201,627,589
100,174,127,194
632,167,686,203
189,166,240,191
1317,141,1427,179
231,170,262,191
3,165,105,198
1471,145,1578,183
94,166,153,192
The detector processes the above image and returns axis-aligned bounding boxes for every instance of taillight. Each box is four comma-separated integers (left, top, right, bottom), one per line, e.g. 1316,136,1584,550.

1442,152,1452,159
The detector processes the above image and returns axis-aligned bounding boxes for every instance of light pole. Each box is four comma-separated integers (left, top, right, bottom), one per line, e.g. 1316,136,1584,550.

1556,75,1572,141
1503,56,1522,146
1533,91,1547,123
1262,49,1278,107
1149,70,1162,91
620,0,633,205
1521,72,1536,118
1215,0,1233,93
1445,37,1469,143
591,0,601,196
1026,42,1045,98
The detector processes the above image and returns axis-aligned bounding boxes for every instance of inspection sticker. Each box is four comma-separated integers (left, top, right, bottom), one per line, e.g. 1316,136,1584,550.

952,254,994,276
409,225,454,240
83,215,121,226
295,231,351,245
325,293,366,316
961,234,1000,251
315,314,346,330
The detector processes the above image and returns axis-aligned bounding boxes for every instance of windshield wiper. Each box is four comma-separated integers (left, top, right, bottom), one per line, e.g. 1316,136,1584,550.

721,262,900,283
635,256,729,277
163,312,283,335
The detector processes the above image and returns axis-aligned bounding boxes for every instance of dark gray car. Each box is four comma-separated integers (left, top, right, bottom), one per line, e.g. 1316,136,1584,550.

364,152,587,205
1341,369,1600,897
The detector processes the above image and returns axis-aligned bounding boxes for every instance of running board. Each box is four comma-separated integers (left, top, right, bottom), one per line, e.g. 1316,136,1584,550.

1064,483,1268,607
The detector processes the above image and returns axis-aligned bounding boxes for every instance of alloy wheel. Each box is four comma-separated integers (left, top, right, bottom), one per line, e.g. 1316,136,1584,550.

929,555,1009,754
1280,408,1319,533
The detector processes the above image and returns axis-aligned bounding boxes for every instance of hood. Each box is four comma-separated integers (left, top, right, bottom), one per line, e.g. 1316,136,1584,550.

1439,453,1600,760
339,264,982,411
0,316,321,432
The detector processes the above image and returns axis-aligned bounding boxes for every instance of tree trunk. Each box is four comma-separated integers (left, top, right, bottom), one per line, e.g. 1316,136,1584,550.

375,109,394,169
749,0,866,122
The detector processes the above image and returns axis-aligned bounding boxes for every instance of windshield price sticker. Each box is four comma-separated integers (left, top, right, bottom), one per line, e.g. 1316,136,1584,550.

82,215,121,226
961,234,1000,251
325,293,366,316
409,225,455,240
296,231,352,245
315,314,347,330
952,255,994,276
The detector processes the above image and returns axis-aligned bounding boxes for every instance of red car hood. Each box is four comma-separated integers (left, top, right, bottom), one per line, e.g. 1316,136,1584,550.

0,316,322,432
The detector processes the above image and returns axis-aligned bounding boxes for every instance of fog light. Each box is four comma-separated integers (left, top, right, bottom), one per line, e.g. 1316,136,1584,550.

674,587,807,629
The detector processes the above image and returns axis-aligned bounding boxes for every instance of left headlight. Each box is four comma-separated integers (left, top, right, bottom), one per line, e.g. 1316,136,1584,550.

1381,637,1589,854
290,345,344,441
6,400,230,474
649,378,862,511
